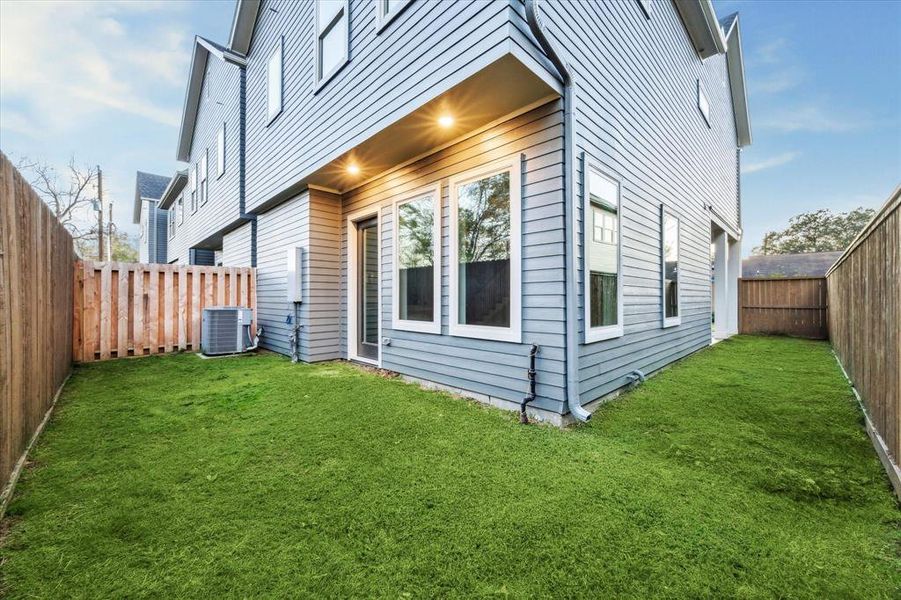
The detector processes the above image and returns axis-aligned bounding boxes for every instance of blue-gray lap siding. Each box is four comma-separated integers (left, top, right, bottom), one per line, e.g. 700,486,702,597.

167,52,243,264
538,0,740,405
242,0,553,214
339,102,567,413
151,203,169,263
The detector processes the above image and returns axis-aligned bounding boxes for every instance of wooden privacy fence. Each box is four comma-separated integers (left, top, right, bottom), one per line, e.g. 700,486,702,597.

74,261,256,362
738,277,828,339
1,152,76,497
827,185,900,495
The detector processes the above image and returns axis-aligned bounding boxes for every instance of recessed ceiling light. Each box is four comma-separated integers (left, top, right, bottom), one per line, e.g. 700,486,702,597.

438,115,454,128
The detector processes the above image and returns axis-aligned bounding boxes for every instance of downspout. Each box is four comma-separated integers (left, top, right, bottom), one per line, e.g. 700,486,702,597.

525,0,590,422
237,62,258,267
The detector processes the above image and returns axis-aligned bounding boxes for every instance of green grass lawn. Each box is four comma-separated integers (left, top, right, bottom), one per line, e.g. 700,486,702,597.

1,336,898,598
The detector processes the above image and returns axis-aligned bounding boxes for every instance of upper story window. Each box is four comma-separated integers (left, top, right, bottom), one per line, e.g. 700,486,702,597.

200,151,209,205
177,197,184,225
217,123,226,178
316,0,349,88
190,166,198,213
376,0,412,31
267,37,283,123
697,79,711,126
168,207,176,239
637,0,651,19
448,157,522,343
584,162,623,342
393,184,441,334
661,208,681,328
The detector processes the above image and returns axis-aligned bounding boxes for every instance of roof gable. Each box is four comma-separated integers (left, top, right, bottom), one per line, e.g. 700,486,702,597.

176,36,246,162
721,13,752,147
229,0,261,55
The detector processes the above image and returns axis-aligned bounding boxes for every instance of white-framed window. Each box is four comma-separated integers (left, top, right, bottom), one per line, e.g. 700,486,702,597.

392,183,441,334
200,151,208,205
376,0,412,31
190,166,197,213
177,196,184,225
168,207,176,238
448,156,522,343
217,123,225,178
315,0,349,89
583,159,623,343
661,206,681,328
267,37,283,123
697,79,710,126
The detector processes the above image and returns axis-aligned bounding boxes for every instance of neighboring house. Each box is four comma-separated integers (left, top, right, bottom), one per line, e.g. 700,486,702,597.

133,171,172,264
742,252,842,279
162,0,751,424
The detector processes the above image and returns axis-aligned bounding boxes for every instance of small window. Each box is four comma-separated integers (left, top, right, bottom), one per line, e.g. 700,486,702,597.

200,151,208,205
393,184,441,333
217,123,225,178
376,0,412,31
190,166,198,213
661,208,681,327
168,208,176,238
449,157,522,343
267,38,283,123
177,196,184,225
697,79,710,126
584,162,623,342
316,0,349,87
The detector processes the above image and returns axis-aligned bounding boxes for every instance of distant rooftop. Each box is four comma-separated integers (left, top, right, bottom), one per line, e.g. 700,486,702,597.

135,171,171,200
742,252,843,279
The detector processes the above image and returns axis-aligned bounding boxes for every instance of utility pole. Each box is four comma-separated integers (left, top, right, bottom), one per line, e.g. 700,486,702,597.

96,165,104,261
107,197,113,261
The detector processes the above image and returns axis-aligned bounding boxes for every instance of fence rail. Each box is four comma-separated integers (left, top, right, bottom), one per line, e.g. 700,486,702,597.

1,152,75,496
826,185,900,495
74,261,256,362
738,277,828,339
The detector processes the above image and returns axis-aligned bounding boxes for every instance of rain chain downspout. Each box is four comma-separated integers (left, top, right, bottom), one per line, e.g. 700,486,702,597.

525,0,590,422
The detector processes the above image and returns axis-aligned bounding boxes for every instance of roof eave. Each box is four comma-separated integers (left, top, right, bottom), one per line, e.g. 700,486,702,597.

158,171,189,210
229,0,261,55
675,0,728,59
724,17,752,147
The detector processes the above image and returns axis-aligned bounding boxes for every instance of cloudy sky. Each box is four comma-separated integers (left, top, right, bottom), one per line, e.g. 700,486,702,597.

1,0,899,254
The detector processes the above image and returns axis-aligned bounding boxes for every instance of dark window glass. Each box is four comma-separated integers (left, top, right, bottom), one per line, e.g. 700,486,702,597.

588,170,619,328
663,212,679,319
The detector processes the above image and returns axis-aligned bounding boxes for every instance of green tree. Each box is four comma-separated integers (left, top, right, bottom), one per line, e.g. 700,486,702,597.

752,207,875,255
75,229,138,262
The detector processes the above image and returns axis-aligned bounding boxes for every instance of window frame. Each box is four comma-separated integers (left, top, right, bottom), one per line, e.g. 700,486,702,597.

637,0,651,19
314,0,350,92
660,206,682,328
583,158,624,343
266,37,283,125
168,208,175,239
392,183,442,334
200,151,209,206
216,123,226,178
190,166,198,213
448,156,522,343
697,79,711,127
375,0,413,33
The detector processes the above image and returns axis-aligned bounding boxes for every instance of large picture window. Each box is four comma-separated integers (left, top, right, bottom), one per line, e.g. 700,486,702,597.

584,163,623,342
316,0,349,87
393,184,441,333
449,158,521,343
662,208,681,327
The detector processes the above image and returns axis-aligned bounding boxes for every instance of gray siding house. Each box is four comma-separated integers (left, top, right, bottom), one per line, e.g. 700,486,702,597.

133,171,171,264
163,0,750,424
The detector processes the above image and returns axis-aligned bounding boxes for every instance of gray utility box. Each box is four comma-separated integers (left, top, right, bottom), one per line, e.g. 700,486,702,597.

201,307,254,355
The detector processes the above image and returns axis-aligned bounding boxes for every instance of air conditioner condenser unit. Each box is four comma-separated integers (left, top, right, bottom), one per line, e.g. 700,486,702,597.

201,306,259,355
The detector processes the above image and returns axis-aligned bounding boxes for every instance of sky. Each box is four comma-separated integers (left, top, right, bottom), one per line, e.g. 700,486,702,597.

1,0,899,254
